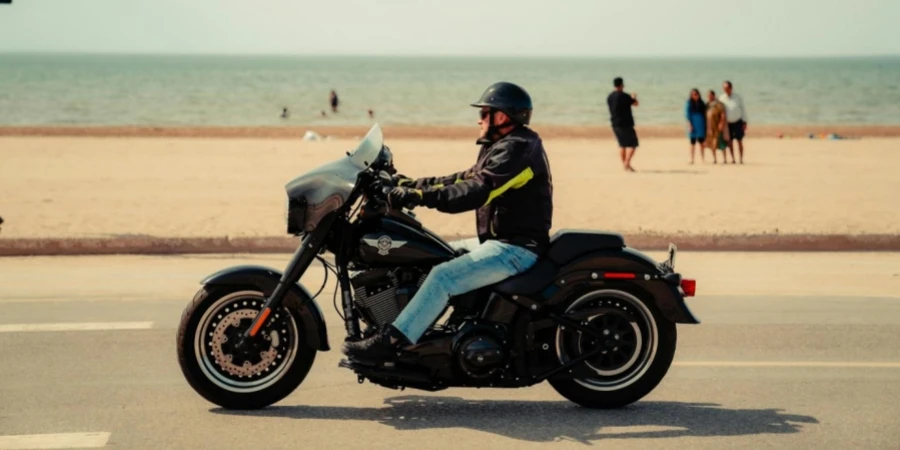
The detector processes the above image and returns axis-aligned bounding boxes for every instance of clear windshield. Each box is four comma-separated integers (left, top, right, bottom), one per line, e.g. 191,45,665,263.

348,124,384,170
284,124,385,232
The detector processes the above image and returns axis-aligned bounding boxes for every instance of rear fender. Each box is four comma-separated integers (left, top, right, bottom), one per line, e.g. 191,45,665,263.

201,265,331,351
544,249,700,324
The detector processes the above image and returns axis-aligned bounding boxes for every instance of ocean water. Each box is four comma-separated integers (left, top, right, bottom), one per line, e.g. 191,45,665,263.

1,54,899,127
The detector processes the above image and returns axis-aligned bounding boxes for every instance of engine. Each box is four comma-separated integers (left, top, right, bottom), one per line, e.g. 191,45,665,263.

456,333,505,382
350,268,508,385
350,267,428,328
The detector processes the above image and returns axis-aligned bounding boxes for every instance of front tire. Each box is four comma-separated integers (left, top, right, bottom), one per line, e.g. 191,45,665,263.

548,289,677,409
176,286,317,409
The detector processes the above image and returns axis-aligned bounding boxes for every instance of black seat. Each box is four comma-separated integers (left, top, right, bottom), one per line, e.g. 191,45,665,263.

546,229,624,265
494,259,558,296
492,230,625,296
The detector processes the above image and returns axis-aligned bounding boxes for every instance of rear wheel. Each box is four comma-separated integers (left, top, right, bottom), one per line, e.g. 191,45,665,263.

176,287,317,409
548,289,676,409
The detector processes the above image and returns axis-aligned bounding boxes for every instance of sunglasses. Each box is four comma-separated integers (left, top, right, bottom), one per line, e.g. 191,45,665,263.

479,109,492,120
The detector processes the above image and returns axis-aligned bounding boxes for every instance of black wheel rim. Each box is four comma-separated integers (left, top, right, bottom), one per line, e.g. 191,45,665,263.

578,311,641,375
555,290,658,391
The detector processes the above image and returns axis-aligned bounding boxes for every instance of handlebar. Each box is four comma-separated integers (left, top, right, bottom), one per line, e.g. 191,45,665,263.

360,170,416,212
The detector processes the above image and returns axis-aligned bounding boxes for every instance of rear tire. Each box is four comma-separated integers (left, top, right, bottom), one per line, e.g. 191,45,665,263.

176,286,317,409
548,289,677,409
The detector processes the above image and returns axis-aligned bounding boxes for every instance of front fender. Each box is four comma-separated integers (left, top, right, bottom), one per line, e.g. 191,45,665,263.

201,265,330,351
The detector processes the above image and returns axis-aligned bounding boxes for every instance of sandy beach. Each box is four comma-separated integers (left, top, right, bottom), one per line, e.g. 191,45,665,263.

3,124,900,139
1,131,899,246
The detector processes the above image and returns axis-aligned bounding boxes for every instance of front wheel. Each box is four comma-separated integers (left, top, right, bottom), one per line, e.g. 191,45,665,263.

176,287,317,409
548,289,677,409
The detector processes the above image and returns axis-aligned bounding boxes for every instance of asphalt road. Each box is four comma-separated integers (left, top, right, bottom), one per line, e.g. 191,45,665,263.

1,252,899,449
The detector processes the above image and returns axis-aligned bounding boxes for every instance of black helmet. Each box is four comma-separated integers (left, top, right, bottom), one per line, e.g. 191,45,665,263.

471,81,533,125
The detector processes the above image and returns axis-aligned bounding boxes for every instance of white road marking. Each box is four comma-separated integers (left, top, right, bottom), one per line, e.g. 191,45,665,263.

596,425,688,435
0,432,110,449
0,322,153,333
675,361,900,368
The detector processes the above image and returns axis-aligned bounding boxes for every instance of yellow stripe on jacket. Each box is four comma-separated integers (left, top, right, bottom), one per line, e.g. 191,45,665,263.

484,167,534,206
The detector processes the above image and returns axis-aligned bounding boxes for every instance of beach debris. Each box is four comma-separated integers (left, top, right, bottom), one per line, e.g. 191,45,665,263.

301,130,336,142
778,132,857,140
817,133,857,140
302,130,323,141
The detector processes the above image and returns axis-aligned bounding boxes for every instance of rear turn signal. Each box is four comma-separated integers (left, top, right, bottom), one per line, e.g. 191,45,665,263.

680,279,696,297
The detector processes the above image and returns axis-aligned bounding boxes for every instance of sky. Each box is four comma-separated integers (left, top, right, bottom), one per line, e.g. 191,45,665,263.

1,0,899,57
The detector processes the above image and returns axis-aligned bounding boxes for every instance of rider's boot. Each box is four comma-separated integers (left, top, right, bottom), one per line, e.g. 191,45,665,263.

342,324,410,363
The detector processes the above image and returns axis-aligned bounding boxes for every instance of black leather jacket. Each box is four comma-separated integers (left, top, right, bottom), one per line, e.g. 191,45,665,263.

413,126,553,252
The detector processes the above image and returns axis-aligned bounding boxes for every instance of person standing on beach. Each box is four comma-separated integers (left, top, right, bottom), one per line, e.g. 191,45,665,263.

607,77,639,172
705,90,730,164
685,88,707,164
719,81,748,164
329,90,340,113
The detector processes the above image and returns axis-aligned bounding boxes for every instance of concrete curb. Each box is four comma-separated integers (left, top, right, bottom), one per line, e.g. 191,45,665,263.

2,234,899,256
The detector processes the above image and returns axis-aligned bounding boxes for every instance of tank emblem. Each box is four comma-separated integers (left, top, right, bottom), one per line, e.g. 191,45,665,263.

363,236,407,256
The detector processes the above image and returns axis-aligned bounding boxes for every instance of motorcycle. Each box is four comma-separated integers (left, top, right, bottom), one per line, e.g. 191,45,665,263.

176,124,699,410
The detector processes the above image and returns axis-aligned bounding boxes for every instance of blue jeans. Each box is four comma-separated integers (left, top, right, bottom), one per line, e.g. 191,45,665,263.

392,238,539,344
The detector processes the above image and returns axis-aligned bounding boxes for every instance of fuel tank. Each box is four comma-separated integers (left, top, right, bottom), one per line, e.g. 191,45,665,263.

357,215,456,266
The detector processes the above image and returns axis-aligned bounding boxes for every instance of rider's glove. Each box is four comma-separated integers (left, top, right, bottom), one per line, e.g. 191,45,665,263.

388,187,423,209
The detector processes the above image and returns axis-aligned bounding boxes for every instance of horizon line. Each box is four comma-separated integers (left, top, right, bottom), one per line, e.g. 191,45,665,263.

2,50,899,60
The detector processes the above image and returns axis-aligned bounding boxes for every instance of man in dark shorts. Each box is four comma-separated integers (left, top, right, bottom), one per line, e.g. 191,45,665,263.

719,80,748,164
607,77,640,172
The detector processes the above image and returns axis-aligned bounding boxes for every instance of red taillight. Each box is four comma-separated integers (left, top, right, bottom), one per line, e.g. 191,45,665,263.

680,279,696,297
604,272,636,280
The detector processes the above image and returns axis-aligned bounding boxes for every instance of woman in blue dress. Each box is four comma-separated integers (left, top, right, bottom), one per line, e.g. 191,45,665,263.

685,88,707,164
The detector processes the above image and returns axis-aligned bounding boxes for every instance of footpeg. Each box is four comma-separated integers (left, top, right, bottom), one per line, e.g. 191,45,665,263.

340,357,397,370
338,359,354,370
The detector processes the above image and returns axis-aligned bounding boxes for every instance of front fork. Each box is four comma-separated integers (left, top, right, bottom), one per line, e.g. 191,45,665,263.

241,214,339,342
335,251,361,339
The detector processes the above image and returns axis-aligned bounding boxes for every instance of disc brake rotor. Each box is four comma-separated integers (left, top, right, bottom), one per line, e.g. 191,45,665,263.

209,309,279,378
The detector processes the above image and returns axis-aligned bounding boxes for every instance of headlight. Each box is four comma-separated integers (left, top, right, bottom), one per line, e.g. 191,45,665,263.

286,197,307,236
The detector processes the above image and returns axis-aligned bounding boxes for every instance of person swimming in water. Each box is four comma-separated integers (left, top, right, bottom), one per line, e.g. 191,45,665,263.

329,90,339,113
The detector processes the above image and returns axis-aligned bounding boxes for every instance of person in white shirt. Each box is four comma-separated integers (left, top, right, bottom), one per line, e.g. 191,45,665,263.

718,80,748,164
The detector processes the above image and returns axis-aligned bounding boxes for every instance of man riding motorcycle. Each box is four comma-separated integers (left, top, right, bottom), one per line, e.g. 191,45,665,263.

343,81,554,361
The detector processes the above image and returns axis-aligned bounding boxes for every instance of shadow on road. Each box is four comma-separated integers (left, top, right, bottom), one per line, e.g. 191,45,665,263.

213,395,818,443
